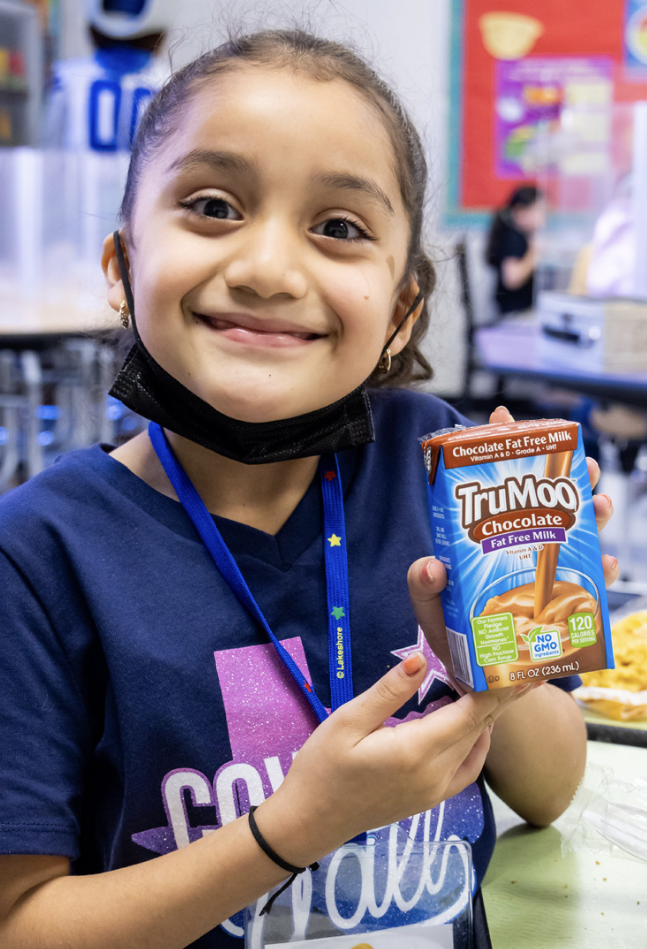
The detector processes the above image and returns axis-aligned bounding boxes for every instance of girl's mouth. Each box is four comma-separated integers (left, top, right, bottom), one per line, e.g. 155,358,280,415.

195,312,323,348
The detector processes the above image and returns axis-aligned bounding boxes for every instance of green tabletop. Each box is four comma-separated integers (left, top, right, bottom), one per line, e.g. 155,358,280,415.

483,741,647,947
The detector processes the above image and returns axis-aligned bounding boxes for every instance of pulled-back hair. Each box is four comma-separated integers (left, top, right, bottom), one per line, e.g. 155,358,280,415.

121,30,435,387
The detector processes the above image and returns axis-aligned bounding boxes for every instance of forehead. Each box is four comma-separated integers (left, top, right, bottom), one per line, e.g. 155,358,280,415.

152,65,403,205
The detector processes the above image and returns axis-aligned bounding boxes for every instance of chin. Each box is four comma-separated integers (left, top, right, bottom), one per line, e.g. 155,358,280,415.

201,390,304,424
199,375,343,423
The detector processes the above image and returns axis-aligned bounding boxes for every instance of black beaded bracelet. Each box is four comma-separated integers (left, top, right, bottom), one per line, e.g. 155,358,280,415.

248,805,319,916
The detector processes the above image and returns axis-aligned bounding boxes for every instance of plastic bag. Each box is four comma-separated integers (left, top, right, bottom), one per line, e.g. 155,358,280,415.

556,763,647,861
244,825,474,948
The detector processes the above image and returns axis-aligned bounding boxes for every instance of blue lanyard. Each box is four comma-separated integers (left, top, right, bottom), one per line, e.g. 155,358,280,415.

148,422,354,723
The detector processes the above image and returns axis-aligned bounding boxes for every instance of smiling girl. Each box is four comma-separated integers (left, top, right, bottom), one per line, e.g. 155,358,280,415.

0,30,613,949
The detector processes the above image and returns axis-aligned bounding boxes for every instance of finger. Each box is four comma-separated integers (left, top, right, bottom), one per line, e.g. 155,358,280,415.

593,492,613,532
344,652,429,736
407,557,451,670
601,553,620,588
489,405,515,425
445,728,492,799
587,456,601,492
414,684,521,761
436,686,538,772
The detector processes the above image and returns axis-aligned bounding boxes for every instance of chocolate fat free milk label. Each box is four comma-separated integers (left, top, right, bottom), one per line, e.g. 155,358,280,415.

422,420,614,692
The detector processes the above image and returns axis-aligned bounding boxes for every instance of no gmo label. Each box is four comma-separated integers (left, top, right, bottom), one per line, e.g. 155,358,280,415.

529,628,562,662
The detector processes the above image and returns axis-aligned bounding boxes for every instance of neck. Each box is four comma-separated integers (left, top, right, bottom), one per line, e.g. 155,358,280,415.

111,429,320,535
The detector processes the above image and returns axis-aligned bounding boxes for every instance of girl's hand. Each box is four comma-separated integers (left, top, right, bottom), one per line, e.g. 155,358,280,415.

489,405,620,588
255,650,527,868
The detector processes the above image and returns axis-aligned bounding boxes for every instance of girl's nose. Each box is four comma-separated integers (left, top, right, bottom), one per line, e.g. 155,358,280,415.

223,219,308,300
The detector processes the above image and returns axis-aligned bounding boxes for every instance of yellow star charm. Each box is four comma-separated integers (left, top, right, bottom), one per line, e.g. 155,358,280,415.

327,534,342,547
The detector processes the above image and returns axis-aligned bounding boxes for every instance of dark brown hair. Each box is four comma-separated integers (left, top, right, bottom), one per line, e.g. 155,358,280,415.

120,29,435,387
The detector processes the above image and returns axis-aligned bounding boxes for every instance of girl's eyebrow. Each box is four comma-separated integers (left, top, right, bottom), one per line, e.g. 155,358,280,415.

167,149,256,177
166,150,394,216
313,173,394,216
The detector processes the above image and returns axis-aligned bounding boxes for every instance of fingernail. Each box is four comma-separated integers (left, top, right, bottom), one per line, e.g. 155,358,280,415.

598,493,612,509
609,557,619,571
487,724,493,736
424,559,438,583
403,653,424,676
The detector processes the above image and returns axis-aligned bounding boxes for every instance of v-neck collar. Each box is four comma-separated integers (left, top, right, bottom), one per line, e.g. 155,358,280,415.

91,443,361,572
212,472,323,570
206,446,360,569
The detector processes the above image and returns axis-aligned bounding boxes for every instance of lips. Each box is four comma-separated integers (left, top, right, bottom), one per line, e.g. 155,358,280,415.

194,311,325,348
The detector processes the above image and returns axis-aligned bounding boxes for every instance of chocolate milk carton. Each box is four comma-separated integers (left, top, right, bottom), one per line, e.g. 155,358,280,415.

421,420,614,691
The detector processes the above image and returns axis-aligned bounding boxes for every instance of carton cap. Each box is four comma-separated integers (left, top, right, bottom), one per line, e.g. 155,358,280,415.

421,418,579,484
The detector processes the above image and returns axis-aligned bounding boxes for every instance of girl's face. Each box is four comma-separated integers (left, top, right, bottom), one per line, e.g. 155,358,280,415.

109,66,414,422
511,199,545,235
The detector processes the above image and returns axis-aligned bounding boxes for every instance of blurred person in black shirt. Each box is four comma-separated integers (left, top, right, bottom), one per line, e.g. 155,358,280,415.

485,185,545,316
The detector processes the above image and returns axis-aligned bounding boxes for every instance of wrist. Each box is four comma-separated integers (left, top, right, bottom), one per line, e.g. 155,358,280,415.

252,793,330,870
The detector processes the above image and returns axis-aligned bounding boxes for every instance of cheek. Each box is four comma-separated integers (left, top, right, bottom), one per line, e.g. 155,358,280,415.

131,239,205,338
323,265,396,346
137,244,194,299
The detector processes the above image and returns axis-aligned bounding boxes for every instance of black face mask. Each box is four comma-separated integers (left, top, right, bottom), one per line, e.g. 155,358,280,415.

109,231,421,464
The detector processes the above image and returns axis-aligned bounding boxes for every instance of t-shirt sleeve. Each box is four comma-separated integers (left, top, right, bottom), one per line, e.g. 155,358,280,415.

549,675,582,691
0,549,90,858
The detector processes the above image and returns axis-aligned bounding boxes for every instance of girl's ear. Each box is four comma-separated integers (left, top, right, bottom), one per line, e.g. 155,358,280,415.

385,278,424,356
101,231,128,313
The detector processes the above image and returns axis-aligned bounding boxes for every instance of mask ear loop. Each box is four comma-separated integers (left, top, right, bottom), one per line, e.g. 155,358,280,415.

113,230,139,338
380,289,424,361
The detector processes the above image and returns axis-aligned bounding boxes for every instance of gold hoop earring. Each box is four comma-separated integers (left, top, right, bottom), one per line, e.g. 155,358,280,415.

377,348,392,373
119,300,130,329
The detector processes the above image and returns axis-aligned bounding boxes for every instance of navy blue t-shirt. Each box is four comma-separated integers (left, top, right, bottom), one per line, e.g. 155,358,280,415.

0,388,578,945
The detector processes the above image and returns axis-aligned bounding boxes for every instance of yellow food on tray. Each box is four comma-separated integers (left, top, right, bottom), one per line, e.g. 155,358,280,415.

576,611,647,720
582,611,647,690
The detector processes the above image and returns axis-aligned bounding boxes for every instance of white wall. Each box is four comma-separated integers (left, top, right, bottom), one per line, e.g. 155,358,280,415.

60,0,475,396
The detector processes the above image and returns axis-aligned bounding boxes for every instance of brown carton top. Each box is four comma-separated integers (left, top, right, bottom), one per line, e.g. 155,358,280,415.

421,419,579,484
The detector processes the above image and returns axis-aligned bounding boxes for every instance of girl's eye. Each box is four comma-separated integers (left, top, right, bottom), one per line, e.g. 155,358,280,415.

181,197,240,220
313,217,372,241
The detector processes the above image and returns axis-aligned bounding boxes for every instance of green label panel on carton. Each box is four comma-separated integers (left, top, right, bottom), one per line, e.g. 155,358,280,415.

471,613,519,666
568,612,597,648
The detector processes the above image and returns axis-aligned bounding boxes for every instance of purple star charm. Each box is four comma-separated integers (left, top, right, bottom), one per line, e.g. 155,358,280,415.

391,626,452,703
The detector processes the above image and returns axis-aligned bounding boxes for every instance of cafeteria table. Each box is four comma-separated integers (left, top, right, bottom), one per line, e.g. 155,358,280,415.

0,296,114,346
475,319,647,409
483,738,647,948
0,295,121,489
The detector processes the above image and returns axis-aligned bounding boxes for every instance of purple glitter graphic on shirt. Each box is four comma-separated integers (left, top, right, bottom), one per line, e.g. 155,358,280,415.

132,636,485,861
132,638,318,854
215,637,317,763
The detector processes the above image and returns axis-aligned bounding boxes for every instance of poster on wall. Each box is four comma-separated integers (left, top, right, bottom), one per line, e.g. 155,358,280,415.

447,0,647,226
495,57,612,179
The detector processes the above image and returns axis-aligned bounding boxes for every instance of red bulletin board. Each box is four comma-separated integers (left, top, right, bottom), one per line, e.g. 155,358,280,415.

451,0,647,221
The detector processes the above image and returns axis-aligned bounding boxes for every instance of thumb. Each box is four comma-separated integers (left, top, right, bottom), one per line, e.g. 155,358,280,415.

407,557,452,672
489,405,515,425
345,653,427,736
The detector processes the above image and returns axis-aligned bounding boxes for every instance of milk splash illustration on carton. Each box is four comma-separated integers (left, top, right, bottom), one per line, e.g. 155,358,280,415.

421,420,614,691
